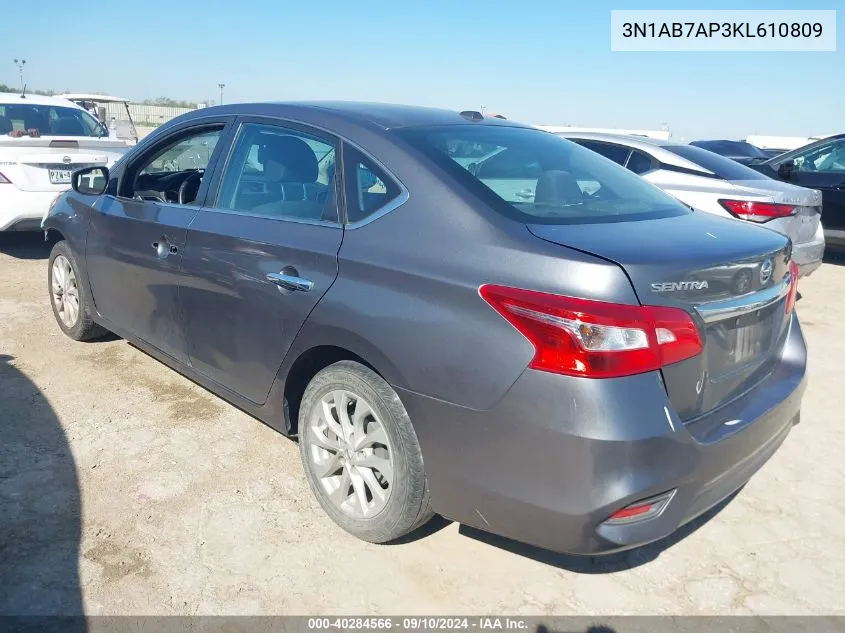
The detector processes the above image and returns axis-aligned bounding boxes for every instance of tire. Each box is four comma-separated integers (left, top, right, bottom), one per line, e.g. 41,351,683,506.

47,241,107,341
298,360,434,543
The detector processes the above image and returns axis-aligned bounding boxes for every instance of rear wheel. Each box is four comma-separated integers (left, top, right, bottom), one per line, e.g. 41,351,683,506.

298,360,433,543
48,241,106,341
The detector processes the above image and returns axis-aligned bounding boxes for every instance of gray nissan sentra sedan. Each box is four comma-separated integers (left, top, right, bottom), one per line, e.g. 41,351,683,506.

42,102,807,555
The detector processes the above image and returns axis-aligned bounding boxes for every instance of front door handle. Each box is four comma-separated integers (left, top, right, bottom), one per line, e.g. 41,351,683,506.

266,271,314,293
151,238,178,258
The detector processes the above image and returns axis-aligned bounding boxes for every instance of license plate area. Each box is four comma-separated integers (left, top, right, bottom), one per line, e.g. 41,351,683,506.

707,304,779,374
731,316,769,365
48,168,74,184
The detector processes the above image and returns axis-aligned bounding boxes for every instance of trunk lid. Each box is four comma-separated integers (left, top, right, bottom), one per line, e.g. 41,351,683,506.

0,136,128,192
528,211,794,422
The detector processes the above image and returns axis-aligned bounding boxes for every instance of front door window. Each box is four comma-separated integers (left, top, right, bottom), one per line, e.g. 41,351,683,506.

120,127,223,205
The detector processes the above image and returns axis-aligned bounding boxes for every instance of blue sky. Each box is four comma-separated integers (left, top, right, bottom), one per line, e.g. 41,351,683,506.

2,0,841,140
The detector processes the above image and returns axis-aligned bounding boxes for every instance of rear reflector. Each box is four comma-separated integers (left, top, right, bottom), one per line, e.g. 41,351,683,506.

719,199,797,223
605,491,675,525
0,171,10,184
479,285,703,379
785,260,799,314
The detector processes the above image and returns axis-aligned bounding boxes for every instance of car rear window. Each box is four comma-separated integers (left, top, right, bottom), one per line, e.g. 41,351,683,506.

394,125,690,225
0,103,104,137
690,140,769,159
666,144,771,181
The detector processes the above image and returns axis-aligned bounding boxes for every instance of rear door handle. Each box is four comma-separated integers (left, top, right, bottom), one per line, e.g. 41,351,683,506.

266,272,314,293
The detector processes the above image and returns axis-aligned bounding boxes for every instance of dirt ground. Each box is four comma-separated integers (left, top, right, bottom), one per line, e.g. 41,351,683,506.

1,233,844,616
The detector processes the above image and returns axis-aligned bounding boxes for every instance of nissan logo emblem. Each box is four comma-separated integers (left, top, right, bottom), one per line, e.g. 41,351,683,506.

759,259,774,285
62,156,72,165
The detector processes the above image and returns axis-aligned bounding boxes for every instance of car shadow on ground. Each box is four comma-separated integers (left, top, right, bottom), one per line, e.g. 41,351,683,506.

457,489,740,574
0,232,53,260
0,354,85,630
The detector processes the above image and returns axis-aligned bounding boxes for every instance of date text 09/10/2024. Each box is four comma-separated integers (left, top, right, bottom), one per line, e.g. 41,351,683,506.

307,618,529,631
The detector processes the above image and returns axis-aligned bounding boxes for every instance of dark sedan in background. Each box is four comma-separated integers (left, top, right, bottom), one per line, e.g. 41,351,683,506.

42,102,806,556
689,139,771,165
747,133,845,249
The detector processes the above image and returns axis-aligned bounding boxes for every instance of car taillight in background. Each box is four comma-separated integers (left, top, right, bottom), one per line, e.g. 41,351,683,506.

479,285,703,379
785,260,799,314
0,171,11,184
718,199,797,223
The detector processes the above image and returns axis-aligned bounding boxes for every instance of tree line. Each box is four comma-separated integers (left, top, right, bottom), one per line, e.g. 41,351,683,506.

0,84,203,107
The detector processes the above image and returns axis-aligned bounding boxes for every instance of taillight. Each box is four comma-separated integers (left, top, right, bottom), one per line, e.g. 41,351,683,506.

785,260,799,314
478,285,703,379
719,199,797,223
0,171,11,184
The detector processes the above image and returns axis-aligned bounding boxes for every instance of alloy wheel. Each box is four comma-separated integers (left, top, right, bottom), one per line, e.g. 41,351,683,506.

307,389,394,519
51,255,80,328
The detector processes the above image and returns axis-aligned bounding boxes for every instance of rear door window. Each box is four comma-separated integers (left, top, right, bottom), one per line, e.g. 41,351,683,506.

343,147,403,224
573,140,631,166
214,122,339,223
626,150,655,174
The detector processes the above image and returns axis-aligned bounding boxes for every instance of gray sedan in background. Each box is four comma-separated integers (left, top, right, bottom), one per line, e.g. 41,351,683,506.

558,132,825,277
42,103,806,555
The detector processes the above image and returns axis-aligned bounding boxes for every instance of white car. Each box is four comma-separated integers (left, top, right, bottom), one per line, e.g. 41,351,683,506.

0,92,129,232
557,132,825,278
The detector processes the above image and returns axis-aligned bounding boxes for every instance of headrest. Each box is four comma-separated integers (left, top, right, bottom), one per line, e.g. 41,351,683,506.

257,135,318,182
534,170,583,206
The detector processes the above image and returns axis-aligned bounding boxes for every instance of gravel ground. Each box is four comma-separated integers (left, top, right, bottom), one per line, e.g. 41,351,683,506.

1,233,844,616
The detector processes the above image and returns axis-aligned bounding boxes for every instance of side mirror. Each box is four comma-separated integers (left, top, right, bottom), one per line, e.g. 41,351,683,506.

777,160,795,179
72,166,109,196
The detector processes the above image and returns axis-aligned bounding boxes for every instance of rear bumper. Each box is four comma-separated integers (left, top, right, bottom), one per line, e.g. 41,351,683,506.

401,313,807,555
0,187,63,231
792,224,825,277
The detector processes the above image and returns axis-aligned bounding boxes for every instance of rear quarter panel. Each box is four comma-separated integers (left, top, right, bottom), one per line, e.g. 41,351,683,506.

644,170,736,218
297,136,639,411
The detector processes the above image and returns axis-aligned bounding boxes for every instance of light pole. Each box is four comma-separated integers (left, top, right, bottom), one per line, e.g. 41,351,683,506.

13,58,26,92
218,83,225,105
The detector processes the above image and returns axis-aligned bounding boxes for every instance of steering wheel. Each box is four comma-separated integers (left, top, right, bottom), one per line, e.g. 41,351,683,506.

178,171,203,205
133,190,168,203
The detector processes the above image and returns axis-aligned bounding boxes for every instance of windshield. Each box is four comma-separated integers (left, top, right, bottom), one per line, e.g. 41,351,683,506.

394,125,690,224
666,144,771,181
0,103,105,137
690,140,769,159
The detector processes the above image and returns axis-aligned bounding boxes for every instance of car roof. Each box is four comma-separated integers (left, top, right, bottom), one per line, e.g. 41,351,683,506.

190,101,532,131
0,92,82,108
555,130,673,148
691,139,753,145
57,93,130,104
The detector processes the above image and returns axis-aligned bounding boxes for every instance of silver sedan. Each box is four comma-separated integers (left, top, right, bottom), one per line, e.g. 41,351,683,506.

559,132,825,277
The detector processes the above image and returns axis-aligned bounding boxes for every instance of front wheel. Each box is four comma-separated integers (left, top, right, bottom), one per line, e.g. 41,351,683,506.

48,241,107,341
298,360,434,543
